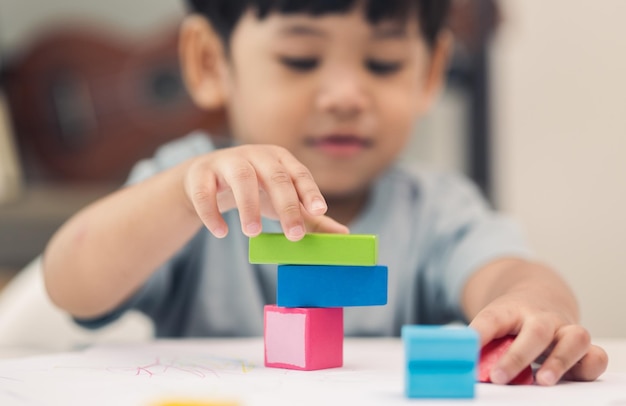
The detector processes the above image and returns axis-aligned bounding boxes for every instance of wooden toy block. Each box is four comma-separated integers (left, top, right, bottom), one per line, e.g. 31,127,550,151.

264,305,343,371
277,264,388,307
249,233,377,266
402,325,479,399
478,335,534,385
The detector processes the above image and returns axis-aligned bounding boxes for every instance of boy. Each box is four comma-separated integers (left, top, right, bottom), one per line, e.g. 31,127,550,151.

43,0,607,386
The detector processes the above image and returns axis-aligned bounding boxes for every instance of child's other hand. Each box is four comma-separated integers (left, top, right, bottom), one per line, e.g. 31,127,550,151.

183,145,349,240
470,293,608,386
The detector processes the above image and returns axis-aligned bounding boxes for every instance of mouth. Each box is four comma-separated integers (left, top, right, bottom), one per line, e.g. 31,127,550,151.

306,134,373,158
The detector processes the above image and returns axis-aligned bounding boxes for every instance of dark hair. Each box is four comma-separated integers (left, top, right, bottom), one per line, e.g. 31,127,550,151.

186,0,451,49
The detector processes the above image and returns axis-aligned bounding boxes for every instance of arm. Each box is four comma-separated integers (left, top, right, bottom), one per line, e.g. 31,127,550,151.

43,159,201,319
43,145,347,319
462,258,608,386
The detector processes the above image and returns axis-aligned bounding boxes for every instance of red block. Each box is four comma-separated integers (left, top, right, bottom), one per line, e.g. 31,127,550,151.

478,336,534,385
264,305,343,371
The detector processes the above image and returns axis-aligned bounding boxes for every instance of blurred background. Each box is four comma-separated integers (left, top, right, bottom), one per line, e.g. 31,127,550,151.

0,0,624,338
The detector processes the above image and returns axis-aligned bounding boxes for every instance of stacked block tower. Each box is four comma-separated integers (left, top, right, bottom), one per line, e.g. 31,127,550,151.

250,233,388,371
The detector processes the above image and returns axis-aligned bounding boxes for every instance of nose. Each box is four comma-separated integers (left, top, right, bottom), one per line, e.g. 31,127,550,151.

316,69,370,120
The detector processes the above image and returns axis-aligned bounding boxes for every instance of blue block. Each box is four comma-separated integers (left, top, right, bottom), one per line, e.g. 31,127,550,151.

277,264,388,308
402,325,479,399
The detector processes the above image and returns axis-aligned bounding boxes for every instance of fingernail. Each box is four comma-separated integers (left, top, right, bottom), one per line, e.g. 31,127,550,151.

246,222,261,235
490,368,509,385
288,225,304,238
538,370,556,386
311,199,326,213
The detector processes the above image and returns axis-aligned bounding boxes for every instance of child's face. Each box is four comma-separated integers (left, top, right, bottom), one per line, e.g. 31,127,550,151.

196,7,447,198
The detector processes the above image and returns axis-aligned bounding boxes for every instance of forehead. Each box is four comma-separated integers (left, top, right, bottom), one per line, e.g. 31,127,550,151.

243,6,423,41
251,0,419,23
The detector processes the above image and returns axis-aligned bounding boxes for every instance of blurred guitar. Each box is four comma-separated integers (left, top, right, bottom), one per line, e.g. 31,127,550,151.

2,24,226,182
0,90,22,203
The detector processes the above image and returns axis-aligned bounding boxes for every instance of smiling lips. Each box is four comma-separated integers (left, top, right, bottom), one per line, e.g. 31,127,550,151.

307,134,373,158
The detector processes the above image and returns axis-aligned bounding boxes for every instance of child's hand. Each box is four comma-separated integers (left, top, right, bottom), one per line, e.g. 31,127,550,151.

183,144,349,240
470,292,608,386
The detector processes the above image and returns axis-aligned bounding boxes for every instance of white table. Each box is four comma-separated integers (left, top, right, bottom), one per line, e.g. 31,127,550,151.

0,338,624,405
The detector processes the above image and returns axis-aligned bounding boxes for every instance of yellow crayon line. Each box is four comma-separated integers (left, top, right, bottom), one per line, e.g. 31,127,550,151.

154,401,239,406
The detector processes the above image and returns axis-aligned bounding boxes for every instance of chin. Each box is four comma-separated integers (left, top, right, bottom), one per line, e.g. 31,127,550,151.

316,166,380,195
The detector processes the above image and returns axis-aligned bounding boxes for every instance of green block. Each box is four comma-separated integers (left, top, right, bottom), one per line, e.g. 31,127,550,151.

249,233,378,266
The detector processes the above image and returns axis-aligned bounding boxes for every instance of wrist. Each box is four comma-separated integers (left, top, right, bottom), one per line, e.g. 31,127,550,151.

176,158,206,226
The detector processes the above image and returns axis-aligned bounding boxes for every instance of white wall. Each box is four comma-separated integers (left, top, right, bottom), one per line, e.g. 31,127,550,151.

492,1,626,337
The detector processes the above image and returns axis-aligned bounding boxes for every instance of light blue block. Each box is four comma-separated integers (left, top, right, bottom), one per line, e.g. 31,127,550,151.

402,325,479,399
277,264,388,308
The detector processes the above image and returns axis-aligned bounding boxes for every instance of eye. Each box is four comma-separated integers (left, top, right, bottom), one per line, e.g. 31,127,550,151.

366,59,403,76
280,57,319,72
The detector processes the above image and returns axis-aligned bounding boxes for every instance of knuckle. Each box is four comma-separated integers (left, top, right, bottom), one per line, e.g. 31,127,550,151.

231,164,256,183
237,200,259,216
270,170,292,186
527,319,553,344
280,202,301,216
192,189,214,207
506,349,528,370
292,167,314,181
570,326,591,348
476,308,505,327
548,353,569,373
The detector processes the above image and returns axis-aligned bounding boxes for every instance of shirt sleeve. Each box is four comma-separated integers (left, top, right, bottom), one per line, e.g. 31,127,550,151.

418,172,534,324
74,132,216,330
126,131,217,184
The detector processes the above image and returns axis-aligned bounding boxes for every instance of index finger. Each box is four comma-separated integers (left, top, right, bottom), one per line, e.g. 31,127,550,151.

222,161,262,237
278,151,328,216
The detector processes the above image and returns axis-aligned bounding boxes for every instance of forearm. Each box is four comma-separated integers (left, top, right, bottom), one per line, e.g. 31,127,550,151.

43,160,202,318
461,258,580,323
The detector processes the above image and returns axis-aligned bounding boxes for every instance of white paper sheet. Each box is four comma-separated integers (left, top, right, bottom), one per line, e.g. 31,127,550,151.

0,339,624,406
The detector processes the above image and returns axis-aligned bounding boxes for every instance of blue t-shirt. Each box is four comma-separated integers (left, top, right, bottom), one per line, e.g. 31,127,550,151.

78,132,532,337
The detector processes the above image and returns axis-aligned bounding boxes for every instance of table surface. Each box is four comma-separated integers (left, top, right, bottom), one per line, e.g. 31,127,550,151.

0,338,624,406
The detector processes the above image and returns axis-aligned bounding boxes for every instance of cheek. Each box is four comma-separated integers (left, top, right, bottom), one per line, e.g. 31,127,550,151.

228,77,309,143
378,85,421,145
227,25,313,143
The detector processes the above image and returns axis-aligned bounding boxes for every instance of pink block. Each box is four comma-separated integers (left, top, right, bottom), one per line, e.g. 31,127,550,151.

264,305,343,371
479,335,534,385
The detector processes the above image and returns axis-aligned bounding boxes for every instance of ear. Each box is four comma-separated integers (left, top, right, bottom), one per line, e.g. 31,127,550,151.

417,30,454,113
179,15,229,110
